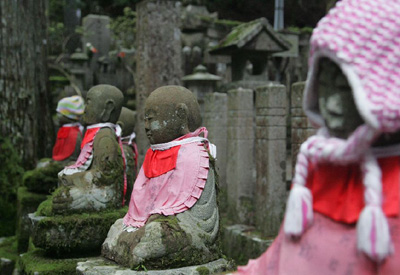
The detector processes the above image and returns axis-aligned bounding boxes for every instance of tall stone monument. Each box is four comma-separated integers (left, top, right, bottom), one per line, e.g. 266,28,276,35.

255,83,287,237
226,88,255,224
135,0,183,164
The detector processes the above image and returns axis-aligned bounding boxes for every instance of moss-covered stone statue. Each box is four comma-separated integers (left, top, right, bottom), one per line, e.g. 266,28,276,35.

52,84,126,214
117,107,138,204
102,85,221,269
23,96,85,194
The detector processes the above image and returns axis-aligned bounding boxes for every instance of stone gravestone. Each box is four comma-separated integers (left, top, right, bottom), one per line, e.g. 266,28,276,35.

64,0,81,53
203,92,228,206
291,81,315,177
135,0,183,165
255,83,287,237
226,88,255,224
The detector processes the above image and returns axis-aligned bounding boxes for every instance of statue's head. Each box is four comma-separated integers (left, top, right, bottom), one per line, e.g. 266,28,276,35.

117,107,136,137
56,95,85,125
82,85,124,126
144,85,201,144
316,58,364,139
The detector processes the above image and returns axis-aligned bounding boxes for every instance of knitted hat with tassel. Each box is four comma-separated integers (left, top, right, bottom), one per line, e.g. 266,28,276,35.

284,0,400,262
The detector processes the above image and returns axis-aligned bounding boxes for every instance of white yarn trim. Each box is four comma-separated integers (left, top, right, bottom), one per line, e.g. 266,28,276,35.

150,137,217,159
62,122,84,134
121,132,136,145
59,153,94,176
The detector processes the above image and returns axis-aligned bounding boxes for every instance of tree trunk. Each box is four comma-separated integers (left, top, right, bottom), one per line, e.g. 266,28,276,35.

0,0,54,169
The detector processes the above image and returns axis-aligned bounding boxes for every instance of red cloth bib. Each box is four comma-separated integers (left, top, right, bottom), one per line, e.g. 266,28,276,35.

52,126,81,161
307,156,400,224
143,146,181,178
80,127,101,149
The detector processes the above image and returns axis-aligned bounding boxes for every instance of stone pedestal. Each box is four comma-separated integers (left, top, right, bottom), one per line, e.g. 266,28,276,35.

16,187,47,253
291,82,315,177
203,92,228,205
30,207,127,256
76,257,234,274
226,88,255,224
135,0,183,164
255,84,287,237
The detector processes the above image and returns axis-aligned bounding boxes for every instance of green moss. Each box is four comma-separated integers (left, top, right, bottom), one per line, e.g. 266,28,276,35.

213,19,260,49
196,266,210,275
18,248,87,275
32,207,128,256
23,161,63,194
0,236,18,262
36,196,53,216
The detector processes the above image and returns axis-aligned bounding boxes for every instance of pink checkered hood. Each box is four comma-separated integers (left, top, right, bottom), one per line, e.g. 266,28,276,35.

304,0,400,133
284,0,400,263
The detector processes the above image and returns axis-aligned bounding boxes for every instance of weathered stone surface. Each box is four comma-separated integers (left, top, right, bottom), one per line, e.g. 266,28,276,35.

203,93,228,207
135,0,183,164
102,167,221,269
18,248,92,275
82,15,111,56
77,257,234,274
221,224,273,265
255,84,287,237
16,187,47,253
290,82,315,174
30,207,127,256
0,258,14,275
226,88,255,225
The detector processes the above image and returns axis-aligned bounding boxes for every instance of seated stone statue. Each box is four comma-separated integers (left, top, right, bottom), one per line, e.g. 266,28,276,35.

52,84,125,214
23,96,85,193
117,107,139,203
102,85,221,269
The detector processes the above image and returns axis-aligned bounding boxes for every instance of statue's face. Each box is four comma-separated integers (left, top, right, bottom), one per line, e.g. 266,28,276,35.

82,89,104,126
144,103,183,145
317,58,364,139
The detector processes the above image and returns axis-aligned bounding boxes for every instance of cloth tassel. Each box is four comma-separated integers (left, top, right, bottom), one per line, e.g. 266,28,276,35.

284,184,313,237
356,205,393,262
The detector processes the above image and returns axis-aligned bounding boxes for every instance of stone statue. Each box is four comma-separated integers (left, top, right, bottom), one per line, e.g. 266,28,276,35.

52,84,125,215
102,85,221,269
23,96,85,194
117,107,138,203
237,0,400,274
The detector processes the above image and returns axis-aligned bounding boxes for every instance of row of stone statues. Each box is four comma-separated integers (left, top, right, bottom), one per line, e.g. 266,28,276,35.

28,83,224,271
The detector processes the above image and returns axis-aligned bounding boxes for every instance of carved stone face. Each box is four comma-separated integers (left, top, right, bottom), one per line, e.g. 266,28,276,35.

144,86,198,145
317,58,364,139
82,89,106,126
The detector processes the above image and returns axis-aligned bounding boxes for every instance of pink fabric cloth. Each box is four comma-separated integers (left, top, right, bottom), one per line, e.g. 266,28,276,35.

123,139,210,228
237,211,400,275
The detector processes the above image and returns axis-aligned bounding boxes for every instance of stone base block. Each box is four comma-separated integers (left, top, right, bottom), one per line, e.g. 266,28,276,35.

23,160,63,193
77,257,235,275
0,237,18,275
16,187,47,253
30,207,127,257
221,224,274,265
18,248,93,275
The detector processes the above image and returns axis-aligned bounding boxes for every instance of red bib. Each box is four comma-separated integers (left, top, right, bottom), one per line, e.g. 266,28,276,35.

307,156,400,224
80,127,101,149
52,126,81,161
143,146,181,178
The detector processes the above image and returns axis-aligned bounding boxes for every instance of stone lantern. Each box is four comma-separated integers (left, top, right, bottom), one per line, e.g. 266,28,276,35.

69,48,89,93
209,17,290,90
182,64,221,113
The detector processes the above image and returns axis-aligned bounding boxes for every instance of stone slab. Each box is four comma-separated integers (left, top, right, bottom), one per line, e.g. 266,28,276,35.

221,224,273,266
76,257,234,275
30,207,127,256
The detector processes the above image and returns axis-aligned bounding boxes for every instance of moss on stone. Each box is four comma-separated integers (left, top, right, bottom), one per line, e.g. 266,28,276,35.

196,266,210,275
0,236,18,262
23,161,63,194
18,248,87,275
32,207,128,256
35,196,53,216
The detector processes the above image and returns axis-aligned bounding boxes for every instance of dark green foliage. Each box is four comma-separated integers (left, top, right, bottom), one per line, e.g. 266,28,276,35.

0,137,24,237
0,236,18,262
110,7,136,49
